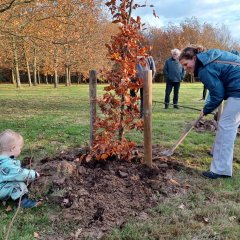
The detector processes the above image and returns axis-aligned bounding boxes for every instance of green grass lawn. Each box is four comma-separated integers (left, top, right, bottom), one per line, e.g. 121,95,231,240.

1,83,240,239
0,83,216,161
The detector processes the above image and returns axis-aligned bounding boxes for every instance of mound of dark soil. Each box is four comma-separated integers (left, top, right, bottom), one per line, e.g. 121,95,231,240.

194,118,240,136
194,119,218,132
29,145,198,239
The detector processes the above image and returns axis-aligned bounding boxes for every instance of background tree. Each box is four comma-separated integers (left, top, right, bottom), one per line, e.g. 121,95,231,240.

0,2,240,85
0,0,117,86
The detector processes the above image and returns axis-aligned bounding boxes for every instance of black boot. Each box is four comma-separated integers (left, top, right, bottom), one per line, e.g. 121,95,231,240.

165,104,169,109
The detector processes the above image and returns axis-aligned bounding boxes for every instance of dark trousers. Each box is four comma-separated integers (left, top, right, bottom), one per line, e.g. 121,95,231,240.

130,88,143,115
164,81,180,106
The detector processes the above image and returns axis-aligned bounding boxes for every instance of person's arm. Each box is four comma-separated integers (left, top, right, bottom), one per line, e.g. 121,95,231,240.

163,60,168,77
202,85,207,99
2,159,37,182
199,68,225,115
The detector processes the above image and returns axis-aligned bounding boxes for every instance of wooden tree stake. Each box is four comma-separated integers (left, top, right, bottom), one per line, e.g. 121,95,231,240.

89,70,97,147
143,70,152,167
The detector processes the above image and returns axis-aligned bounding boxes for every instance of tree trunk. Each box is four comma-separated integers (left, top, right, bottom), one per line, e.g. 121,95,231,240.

25,54,32,87
65,64,69,86
64,45,71,86
77,73,82,84
54,48,58,88
23,45,32,87
45,74,48,84
11,68,16,84
68,66,71,86
128,0,134,23
37,66,41,84
12,36,21,88
118,94,125,141
33,47,37,86
65,65,71,86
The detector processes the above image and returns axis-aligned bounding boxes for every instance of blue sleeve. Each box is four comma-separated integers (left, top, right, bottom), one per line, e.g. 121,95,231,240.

163,60,168,76
199,67,225,115
11,167,36,182
0,158,37,182
15,159,21,167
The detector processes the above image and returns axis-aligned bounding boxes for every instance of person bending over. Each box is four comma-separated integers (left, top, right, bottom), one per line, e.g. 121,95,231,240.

179,45,240,179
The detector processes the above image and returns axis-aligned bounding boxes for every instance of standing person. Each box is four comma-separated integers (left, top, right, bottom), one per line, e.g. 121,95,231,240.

0,129,42,208
130,55,156,117
179,45,240,179
163,49,185,109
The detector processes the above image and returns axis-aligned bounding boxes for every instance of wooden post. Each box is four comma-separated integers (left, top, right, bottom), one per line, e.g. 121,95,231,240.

143,70,152,167
89,70,97,147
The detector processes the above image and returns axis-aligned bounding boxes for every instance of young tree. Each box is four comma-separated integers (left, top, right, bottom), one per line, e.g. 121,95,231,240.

91,0,154,161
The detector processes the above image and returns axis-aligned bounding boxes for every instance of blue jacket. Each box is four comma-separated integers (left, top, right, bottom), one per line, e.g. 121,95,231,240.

163,57,185,82
231,49,240,56
196,49,240,114
0,155,37,199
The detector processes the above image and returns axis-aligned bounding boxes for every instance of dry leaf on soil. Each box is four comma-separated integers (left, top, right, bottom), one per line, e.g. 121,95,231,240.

178,203,185,210
34,232,40,238
169,178,181,186
5,205,13,212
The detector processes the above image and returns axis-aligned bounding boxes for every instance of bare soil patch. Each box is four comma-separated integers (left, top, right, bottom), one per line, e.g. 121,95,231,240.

24,145,200,239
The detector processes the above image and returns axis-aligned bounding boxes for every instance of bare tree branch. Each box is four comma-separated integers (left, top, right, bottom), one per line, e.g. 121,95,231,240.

128,0,134,23
0,0,35,13
0,0,16,13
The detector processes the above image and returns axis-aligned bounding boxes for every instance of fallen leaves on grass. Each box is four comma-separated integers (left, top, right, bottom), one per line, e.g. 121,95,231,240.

5,206,13,212
34,232,40,238
169,178,181,186
229,216,237,222
178,203,185,210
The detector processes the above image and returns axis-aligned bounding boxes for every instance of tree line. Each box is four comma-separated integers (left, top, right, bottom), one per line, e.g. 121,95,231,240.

0,1,239,86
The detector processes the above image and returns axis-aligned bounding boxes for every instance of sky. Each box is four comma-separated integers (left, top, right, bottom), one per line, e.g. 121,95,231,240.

130,0,240,43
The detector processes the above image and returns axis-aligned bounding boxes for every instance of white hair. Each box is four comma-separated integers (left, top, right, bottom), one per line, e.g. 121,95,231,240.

0,129,23,153
171,48,181,56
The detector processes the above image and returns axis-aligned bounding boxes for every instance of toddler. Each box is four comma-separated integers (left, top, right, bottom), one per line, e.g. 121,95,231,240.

0,129,41,208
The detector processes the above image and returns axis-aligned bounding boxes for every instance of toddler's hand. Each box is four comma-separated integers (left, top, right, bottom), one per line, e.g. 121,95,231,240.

35,172,40,178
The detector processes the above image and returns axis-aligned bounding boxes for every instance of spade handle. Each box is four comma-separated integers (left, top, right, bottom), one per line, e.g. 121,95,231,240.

170,115,202,153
